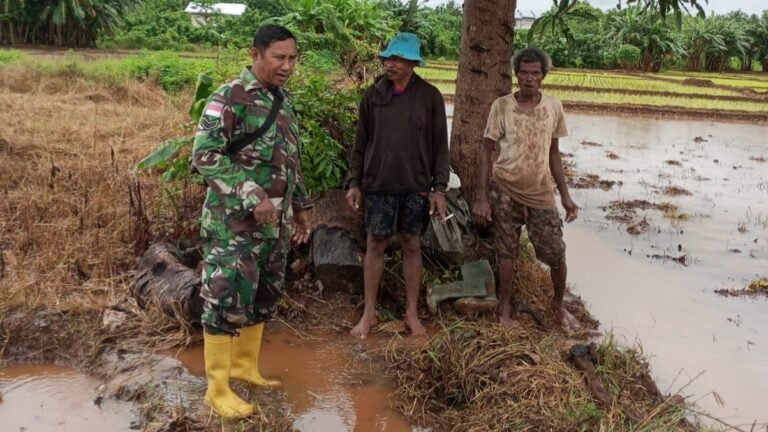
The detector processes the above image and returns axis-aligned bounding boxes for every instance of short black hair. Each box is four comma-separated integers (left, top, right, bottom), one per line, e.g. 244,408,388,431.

252,25,296,50
512,47,552,77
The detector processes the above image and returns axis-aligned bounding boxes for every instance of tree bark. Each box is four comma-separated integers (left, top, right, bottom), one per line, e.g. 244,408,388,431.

449,0,515,202
133,242,204,323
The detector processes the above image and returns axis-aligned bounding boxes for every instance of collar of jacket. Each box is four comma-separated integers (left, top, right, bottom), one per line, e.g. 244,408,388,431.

371,72,421,106
240,66,283,98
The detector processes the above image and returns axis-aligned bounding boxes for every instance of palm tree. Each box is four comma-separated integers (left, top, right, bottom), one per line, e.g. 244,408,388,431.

527,0,598,47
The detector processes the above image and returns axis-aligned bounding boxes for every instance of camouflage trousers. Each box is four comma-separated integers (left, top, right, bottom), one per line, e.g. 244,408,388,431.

490,185,565,269
200,234,288,335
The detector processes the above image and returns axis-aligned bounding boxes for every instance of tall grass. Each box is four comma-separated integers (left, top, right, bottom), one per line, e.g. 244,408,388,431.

4,50,247,92
0,66,191,311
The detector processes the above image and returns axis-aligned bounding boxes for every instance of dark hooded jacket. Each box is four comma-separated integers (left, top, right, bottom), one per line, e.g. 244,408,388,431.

346,73,449,194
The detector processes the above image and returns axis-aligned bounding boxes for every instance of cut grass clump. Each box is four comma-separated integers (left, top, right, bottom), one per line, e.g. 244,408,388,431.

387,320,690,432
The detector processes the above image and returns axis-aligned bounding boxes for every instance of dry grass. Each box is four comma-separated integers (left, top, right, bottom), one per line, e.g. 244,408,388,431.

0,65,191,313
387,319,690,432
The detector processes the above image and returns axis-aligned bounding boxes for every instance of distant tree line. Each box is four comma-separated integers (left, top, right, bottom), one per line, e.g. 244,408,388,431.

2,0,766,72
521,2,768,72
0,0,138,47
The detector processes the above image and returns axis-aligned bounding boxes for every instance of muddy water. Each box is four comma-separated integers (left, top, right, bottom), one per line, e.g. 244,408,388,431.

561,114,768,427
0,365,137,431
175,329,422,432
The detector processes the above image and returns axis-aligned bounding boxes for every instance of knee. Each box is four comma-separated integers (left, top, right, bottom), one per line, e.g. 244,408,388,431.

549,255,566,271
366,236,388,255
399,235,421,256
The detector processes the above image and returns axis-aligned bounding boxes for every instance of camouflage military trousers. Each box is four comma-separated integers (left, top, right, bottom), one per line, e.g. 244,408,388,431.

200,234,288,335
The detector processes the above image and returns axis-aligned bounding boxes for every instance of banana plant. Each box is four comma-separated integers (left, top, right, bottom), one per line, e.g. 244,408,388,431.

527,0,598,47
132,73,215,181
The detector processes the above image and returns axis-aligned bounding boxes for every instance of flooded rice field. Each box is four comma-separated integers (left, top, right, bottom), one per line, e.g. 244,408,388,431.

0,365,137,431
1,108,764,431
561,114,768,428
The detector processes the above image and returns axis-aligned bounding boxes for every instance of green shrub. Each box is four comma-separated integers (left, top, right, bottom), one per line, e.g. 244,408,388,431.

0,50,25,64
134,63,359,196
615,44,642,70
121,52,210,92
290,68,359,194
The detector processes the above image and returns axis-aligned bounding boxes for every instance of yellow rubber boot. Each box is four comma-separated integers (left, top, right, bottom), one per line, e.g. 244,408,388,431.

230,323,281,387
203,333,254,418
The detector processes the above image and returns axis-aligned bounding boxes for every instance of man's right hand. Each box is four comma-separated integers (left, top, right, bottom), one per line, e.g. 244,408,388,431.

473,197,492,224
253,198,278,225
346,187,362,212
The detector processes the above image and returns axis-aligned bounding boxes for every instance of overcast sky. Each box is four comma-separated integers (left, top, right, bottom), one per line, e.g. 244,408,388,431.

424,0,766,17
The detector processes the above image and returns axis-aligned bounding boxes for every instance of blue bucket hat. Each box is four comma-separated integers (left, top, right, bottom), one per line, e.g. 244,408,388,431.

379,32,425,67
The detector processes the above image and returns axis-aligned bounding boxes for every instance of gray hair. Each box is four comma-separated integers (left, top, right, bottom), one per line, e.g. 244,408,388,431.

511,47,552,77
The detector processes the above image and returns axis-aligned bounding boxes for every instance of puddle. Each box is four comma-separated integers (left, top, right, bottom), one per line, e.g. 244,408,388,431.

0,365,137,431
175,328,422,432
561,114,768,427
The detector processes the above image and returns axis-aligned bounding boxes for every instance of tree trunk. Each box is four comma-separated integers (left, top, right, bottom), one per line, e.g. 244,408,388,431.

449,0,515,202
762,59,768,73
133,242,204,324
742,55,753,72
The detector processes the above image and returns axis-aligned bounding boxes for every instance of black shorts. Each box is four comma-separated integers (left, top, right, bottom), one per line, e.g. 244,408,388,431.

364,192,430,239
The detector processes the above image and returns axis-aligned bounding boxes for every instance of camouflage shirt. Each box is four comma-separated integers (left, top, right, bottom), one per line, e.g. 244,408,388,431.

192,67,308,240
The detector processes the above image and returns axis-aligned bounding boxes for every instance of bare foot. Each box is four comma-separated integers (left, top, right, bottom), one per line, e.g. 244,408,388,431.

557,306,581,334
350,314,378,339
404,312,426,337
499,315,522,329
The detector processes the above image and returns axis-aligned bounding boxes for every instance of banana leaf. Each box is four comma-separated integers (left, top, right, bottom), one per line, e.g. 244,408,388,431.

132,136,193,172
189,73,216,123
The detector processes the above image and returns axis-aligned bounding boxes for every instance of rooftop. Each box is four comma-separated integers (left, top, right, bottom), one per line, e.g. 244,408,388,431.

184,2,246,16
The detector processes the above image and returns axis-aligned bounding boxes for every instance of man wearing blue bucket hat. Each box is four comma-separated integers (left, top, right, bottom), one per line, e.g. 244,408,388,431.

345,32,450,339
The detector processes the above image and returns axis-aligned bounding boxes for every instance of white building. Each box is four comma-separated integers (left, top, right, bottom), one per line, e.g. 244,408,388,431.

185,3,247,26
515,15,536,30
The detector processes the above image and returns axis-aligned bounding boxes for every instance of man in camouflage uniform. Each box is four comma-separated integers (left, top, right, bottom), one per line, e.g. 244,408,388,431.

191,25,311,418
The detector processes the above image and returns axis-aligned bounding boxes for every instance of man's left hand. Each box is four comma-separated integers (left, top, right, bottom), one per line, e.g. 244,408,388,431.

292,209,312,244
562,196,579,223
430,192,447,223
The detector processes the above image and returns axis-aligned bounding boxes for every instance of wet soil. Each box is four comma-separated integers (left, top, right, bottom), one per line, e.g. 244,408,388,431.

561,101,768,124
173,326,417,432
562,114,768,428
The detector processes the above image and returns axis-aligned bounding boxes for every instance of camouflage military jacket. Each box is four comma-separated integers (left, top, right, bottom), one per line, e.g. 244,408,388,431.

192,67,308,240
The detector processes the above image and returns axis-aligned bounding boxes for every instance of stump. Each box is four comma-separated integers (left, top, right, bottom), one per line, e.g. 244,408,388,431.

133,242,203,323
310,189,365,293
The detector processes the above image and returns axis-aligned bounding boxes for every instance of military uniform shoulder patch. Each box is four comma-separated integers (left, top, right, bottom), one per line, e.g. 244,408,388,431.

205,102,225,118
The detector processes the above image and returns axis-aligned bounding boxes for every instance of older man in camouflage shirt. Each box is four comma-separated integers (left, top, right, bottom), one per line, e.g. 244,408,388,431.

191,25,311,418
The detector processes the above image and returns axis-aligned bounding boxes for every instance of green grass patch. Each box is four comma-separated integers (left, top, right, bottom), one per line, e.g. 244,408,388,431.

553,89,767,112
658,71,768,90
549,72,742,96
0,49,26,64
0,50,250,92
419,67,458,81
422,68,748,96
433,80,767,112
